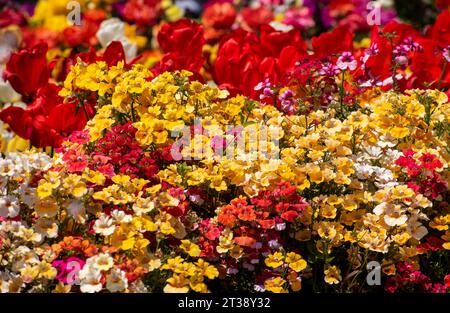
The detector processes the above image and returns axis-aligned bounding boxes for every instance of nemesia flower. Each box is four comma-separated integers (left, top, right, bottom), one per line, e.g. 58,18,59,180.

324,266,341,285
337,52,357,71
0,2,449,295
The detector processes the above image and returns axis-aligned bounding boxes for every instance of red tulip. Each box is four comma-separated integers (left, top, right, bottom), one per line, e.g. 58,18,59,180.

240,7,274,32
311,26,354,57
123,0,161,27
4,43,49,97
0,7,26,27
102,41,126,67
0,84,94,148
213,25,307,99
154,19,205,75
203,3,237,29
427,10,450,47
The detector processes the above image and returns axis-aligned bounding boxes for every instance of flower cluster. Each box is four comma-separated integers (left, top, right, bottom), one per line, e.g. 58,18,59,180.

0,0,449,294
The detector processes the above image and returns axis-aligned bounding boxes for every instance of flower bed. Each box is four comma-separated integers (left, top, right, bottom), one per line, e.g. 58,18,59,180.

0,0,449,293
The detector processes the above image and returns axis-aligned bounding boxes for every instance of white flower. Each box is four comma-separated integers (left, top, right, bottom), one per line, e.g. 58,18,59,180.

374,203,408,227
111,209,132,223
376,134,396,148
93,215,115,236
0,159,16,177
79,269,103,293
0,76,20,103
364,146,382,159
374,168,394,183
106,269,128,293
0,196,20,218
96,18,137,62
128,279,148,293
354,163,374,180
92,253,114,272
34,218,59,238
67,200,86,222
407,219,428,240
17,184,37,207
132,198,155,216
269,21,294,32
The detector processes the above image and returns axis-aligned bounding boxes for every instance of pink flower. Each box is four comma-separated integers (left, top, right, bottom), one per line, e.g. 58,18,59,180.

52,257,85,284
336,51,357,71
63,148,88,173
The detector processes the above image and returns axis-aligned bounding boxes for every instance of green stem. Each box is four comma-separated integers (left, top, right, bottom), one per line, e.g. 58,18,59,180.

339,71,345,118
437,60,447,91
130,101,136,122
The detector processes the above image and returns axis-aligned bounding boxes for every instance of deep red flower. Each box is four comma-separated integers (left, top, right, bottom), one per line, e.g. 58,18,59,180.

4,43,49,97
123,0,161,27
102,41,127,67
311,26,354,57
240,7,274,32
155,19,205,75
436,0,450,8
428,10,450,47
0,7,26,27
445,274,450,288
213,26,307,99
202,2,237,44
0,84,94,148
385,278,400,293
203,3,237,29
418,153,443,170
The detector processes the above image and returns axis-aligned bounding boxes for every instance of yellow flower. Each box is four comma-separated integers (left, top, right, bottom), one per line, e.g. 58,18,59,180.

63,174,87,198
342,195,358,211
317,222,338,240
20,266,39,283
390,126,410,138
43,171,61,188
161,256,185,272
391,185,415,200
209,175,227,192
285,252,307,272
37,261,57,280
180,240,201,257
324,266,342,285
121,237,136,251
264,277,286,293
37,182,54,199
159,221,176,235
164,274,190,293
5,136,29,152
53,282,72,293
112,174,131,187
307,165,324,184
35,197,59,218
192,259,217,280
264,252,284,268
82,170,106,186
429,215,450,231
